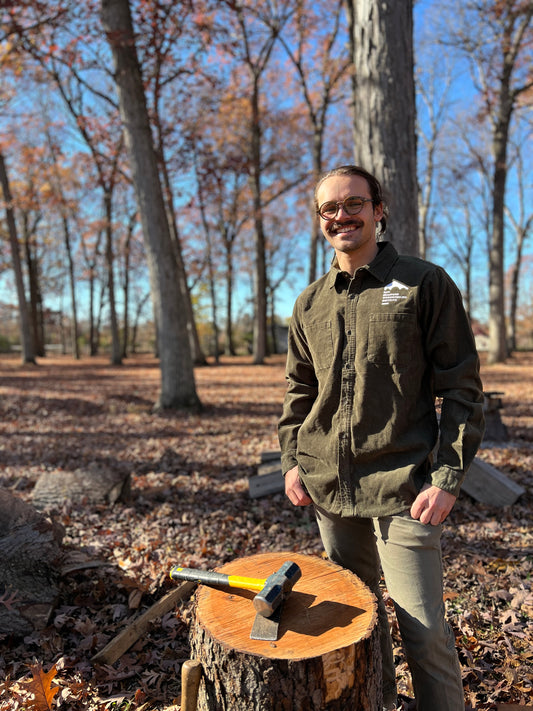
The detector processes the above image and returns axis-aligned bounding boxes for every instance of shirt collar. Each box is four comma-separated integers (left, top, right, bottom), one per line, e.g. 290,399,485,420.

328,241,399,289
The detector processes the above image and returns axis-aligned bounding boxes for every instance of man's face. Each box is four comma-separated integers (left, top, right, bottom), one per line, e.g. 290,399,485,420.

316,174,383,264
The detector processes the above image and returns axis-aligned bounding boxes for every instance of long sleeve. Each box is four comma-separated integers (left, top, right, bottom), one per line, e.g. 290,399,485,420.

278,298,318,475
421,267,485,495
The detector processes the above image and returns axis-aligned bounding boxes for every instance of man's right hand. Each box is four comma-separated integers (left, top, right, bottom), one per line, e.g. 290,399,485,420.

285,465,313,506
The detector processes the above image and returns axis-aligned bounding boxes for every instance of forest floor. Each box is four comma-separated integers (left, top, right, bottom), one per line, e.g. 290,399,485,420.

0,351,531,711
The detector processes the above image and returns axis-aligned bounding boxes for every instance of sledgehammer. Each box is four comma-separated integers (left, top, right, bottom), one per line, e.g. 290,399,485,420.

169,560,301,618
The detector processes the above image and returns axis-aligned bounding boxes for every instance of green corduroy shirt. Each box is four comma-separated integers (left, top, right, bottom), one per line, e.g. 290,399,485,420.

278,242,485,518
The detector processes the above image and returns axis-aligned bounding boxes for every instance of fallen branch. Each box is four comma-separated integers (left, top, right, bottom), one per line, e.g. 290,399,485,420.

91,582,196,666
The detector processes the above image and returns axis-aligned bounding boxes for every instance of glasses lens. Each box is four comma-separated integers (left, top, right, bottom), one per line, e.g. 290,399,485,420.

318,196,369,219
344,197,366,214
319,201,337,218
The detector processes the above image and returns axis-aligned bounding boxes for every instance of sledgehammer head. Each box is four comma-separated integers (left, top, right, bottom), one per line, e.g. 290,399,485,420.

253,560,302,618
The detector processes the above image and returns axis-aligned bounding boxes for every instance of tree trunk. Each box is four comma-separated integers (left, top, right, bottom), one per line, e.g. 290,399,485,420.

508,224,527,353
104,190,123,365
101,0,201,410
483,3,532,363
23,221,45,357
46,129,80,359
224,232,236,356
487,100,512,364
61,212,80,359
156,118,206,366
189,552,381,711
250,79,268,365
89,274,97,355
121,213,133,358
0,151,35,364
345,0,418,255
309,134,324,283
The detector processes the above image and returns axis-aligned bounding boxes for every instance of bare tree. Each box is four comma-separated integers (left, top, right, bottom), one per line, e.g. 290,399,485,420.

416,51,455,260
219,0,296,364
101,0,201,410
276,0,351,283
446,0,533,363
506,125,533,352
0,151,35,364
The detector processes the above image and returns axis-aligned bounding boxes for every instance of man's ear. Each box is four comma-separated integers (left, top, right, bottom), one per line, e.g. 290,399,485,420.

373,202,384,222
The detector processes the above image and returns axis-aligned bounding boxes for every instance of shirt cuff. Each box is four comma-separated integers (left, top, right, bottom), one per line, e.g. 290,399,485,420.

280,451,298,476
429,465,465,498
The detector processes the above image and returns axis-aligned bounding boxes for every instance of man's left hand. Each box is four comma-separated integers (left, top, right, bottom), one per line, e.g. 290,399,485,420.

410,484,457,525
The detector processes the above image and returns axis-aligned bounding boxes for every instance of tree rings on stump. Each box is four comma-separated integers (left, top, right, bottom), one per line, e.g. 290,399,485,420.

189,551,382,710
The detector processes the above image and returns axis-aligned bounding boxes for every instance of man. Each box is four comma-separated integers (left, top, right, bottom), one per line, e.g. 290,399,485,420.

278,165,485,711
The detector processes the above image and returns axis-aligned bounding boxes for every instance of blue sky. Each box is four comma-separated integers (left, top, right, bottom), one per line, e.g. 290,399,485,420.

1,1,531,334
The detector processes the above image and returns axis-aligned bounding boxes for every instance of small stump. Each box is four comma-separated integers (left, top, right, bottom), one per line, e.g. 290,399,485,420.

189,552,381,711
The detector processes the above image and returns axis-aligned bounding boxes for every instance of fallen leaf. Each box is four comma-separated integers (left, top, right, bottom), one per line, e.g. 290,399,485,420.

25,664,59,710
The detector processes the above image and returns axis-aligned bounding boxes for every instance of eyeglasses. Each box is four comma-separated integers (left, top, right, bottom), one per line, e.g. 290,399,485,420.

317,195,373,220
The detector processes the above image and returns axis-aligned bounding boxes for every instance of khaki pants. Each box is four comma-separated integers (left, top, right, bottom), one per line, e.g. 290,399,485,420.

315,508,464,711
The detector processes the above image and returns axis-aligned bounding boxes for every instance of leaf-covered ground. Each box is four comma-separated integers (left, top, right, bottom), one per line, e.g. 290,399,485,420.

0,352,531,710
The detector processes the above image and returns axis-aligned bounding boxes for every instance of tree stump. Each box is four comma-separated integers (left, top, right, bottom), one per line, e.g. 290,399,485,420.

189,552,381,711
0,490,64,635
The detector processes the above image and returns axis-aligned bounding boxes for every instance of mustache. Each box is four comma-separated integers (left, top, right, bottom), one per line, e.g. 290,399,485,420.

327,219,362,234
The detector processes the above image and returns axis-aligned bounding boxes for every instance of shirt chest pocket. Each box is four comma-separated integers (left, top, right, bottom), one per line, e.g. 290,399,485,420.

367,312,418,369
304,320,334,371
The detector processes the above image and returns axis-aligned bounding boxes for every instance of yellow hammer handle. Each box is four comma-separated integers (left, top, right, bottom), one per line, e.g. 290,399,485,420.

226,575,265,591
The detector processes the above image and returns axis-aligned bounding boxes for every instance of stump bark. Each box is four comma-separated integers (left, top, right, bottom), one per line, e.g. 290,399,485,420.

189,552,381,711
0,490,64,635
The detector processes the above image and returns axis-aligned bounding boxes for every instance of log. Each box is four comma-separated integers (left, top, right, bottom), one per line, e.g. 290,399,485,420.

462,457,525,506
0,490,64,635
189,552,381,711
32,463,131,509
249,460,284,499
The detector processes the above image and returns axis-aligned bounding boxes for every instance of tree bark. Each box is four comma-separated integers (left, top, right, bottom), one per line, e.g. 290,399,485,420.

154,112,206,366
0,490,64,636
104,188,123,365
189,552,381,711
32,464,131,509
22,217,45,357
224,235,236,355
62,212,81,359
101,0,201,410
249,76,268,364
0,151,36,364
486,3,533,363
46,130,81,359
345,0,418,255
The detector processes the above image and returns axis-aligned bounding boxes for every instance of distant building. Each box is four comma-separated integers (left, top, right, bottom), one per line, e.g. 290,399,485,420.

471,319,489,352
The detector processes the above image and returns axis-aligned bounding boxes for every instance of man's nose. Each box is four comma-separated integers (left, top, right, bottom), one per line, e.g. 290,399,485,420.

334,204,351,218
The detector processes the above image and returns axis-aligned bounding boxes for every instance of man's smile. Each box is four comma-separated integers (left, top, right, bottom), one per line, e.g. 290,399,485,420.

327,220,362,236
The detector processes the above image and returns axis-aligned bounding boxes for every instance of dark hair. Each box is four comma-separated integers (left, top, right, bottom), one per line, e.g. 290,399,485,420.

314,165,388,235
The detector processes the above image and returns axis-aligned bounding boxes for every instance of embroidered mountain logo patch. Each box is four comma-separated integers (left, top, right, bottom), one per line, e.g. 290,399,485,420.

382,279,410,305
